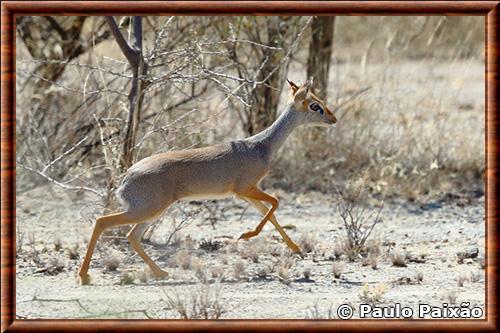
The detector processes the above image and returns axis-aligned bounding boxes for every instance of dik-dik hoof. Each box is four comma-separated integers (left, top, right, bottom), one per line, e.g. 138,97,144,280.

153,270,169,280
239,231,257,240
289,244,302,257
78,273,91,285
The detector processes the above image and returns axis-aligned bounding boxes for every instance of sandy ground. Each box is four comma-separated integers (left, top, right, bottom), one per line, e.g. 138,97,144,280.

16,184,485,320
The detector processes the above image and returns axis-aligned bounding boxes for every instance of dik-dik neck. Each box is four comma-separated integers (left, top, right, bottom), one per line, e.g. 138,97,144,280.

246,104,302,158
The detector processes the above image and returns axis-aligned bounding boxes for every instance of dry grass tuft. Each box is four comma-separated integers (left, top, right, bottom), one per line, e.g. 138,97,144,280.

362,253,379,270
67,244,79,260
390,248,408,267
305,302,335,319
241,244,259,263
303,267,312,280
233,260,246,281
336,238,360,262
103,254,121,272
192,258,209,283
443,290,459,304
119,272,135,285
46,257,65,275
359,283,388,304
470,270,481,283
54,237,63,252
415,271,424,283
299,233,317,254
135,268,150,283
456,272,470,287
174,250,193,270
332,261,345,279
210,266,225,279
277,264,292,285
257,265,271,279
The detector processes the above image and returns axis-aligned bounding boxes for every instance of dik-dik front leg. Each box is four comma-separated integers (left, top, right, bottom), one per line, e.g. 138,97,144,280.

237,187,301,254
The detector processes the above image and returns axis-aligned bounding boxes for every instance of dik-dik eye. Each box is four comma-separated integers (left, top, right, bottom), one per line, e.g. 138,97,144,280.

310,102,323,114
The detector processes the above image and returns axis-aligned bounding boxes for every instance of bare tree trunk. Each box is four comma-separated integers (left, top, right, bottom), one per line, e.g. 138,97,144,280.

306,17,335,147
105,16,149,171
250,17,292,135
307,16,335,100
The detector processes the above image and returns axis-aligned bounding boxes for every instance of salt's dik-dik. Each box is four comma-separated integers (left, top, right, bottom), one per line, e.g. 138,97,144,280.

79,79,337,284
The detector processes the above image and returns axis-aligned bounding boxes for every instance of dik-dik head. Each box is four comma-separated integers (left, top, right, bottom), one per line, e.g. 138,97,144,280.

287,79,337,127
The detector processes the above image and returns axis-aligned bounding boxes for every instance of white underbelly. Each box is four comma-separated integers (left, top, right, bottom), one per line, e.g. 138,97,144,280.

180,192,234,201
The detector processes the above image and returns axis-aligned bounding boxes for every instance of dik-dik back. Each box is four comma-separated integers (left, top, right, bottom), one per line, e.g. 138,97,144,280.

117,140,270,213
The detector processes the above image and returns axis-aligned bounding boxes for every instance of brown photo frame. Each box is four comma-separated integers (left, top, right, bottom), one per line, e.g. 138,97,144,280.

1,1,498,332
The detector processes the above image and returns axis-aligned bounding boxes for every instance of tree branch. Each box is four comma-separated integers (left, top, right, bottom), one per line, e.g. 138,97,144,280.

105,16,140,67
44,17,67,40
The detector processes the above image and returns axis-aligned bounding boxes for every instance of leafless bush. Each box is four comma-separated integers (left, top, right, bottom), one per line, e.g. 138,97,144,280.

165,282,226,319
275,40,484,202
143,203,203,247
199,239,223,252
335,184,383,260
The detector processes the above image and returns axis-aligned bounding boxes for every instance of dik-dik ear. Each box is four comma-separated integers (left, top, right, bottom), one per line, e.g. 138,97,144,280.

293,79,313,103
287,79,299,94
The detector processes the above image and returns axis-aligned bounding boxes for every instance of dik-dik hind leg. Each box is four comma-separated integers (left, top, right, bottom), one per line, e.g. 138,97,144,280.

237,187,301,254
78,212,139,285
127,223,168,279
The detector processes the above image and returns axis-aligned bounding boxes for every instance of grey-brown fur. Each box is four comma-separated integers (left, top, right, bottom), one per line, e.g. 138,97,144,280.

117,139,271,214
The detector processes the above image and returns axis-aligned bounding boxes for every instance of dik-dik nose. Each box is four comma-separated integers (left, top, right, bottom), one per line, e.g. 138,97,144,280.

326,108,337,124
331,113,337,124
